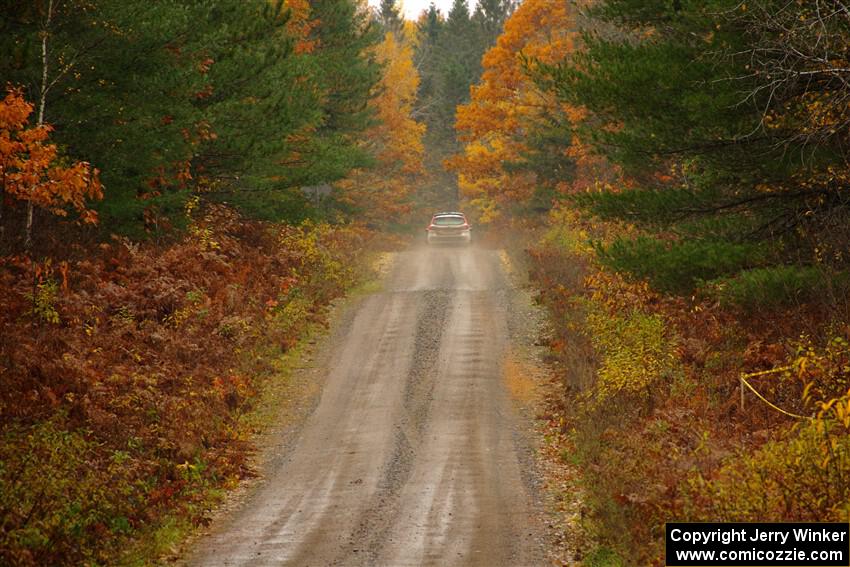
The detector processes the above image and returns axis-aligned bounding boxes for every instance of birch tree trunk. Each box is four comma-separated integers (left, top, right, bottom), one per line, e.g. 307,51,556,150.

26,0,55,251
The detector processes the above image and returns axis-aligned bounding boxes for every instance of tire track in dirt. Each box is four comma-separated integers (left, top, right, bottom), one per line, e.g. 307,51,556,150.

188,245,547,566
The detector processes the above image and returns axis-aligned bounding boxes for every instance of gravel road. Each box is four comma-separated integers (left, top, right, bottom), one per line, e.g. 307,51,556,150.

189,244,547,566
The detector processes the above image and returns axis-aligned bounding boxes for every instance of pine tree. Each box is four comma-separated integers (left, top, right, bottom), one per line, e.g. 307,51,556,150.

0,0,203,233
0,0,383,233
411,0,511,208
297,0,381,181
539,0,850,294
414,3,443,124
188,0,324,220
473,0,512,46
422,3,441,43
446,0,470,27
435,0,478,135
378,0,402,32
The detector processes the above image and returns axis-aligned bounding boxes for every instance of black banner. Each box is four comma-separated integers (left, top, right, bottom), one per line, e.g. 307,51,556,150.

666,523,850,566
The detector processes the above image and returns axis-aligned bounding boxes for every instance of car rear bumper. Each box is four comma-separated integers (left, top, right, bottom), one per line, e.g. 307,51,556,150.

427,230,471,244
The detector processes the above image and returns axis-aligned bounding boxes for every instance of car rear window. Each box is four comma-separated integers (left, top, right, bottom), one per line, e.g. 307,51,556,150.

433,216,465,226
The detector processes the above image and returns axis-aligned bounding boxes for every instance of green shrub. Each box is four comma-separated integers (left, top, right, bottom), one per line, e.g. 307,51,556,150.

705,265,845,309
685,418,850,522
0,419,137,566
584,546,627,567
597,236,765,294
586,307,677,405
26,279,61,325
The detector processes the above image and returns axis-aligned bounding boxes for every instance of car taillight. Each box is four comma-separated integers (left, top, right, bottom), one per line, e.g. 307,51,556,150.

461,223,469,229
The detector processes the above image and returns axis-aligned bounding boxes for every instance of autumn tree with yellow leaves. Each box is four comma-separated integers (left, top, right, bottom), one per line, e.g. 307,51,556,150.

338,27,426,222
446,0,588,223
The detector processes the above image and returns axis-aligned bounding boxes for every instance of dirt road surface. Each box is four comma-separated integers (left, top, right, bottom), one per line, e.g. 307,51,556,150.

189,245,547,566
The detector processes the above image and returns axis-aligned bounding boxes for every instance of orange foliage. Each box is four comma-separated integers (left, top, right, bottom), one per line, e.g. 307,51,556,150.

0,206,370,566
447,0,590,222
371,31,425,176
283,0,318,54
0,88,102,225
337,31,426,221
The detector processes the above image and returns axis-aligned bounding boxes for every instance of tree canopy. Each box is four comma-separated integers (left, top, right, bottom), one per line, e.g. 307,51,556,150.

0,0,381,239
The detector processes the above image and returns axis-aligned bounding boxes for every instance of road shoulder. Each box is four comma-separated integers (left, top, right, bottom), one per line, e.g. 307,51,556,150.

500,246,590,567
171,254,397,565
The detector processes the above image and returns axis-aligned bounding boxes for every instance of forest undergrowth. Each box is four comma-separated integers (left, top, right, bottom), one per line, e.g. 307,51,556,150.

0,203,385,566
526,207,850,566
